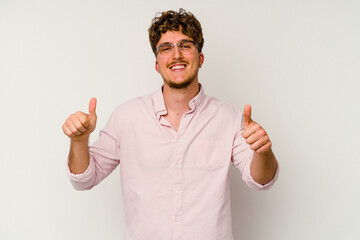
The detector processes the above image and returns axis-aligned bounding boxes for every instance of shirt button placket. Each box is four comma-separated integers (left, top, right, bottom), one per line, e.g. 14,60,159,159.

173,136,183,240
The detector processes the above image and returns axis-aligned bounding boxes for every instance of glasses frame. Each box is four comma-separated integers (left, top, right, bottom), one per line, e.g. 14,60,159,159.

156,40,200,58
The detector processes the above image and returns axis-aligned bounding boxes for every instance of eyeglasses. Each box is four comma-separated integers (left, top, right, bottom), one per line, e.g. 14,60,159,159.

156,40,199,58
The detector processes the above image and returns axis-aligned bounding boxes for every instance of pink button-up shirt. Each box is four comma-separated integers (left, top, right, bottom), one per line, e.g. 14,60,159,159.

67,85,279,240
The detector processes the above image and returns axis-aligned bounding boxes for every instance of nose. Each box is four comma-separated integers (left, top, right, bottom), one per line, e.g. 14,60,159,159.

172,45,183,59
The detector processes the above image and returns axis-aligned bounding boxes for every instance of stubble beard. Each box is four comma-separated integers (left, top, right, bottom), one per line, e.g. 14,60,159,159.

163,69,199,89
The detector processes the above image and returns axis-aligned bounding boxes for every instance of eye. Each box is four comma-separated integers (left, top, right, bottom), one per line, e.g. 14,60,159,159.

180,42,192,49
159,45,172,52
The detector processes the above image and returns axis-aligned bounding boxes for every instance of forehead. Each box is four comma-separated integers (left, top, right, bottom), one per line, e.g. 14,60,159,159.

157,30,193,46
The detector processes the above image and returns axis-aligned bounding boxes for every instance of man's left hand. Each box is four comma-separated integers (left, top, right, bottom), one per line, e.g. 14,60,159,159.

242,104,272,154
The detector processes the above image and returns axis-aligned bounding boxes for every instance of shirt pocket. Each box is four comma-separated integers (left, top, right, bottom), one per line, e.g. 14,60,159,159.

195,139,226,170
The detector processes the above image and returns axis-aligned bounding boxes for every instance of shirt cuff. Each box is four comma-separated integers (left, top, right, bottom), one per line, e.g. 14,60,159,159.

66,157,96,190
243,158,280,191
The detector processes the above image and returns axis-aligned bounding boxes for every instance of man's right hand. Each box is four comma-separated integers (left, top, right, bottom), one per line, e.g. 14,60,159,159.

62,98,97,141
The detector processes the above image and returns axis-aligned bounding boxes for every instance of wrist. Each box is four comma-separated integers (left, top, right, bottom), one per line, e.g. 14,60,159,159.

70,136,90,144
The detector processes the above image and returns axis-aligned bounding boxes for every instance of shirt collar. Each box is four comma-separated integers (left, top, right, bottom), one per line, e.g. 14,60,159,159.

152,83,206,120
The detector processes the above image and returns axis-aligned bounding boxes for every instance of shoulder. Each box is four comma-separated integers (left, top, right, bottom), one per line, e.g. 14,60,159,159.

111,94,153,116
200,94,245,132
103,94,155,133
203,95,243,117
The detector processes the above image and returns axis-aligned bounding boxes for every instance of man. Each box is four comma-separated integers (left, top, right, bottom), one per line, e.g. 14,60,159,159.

63,9,279,240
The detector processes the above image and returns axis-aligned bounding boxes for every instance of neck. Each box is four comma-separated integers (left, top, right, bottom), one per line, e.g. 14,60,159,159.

162,80,199,116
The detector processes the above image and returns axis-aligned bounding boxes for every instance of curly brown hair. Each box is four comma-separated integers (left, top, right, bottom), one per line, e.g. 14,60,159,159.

148,9,204,55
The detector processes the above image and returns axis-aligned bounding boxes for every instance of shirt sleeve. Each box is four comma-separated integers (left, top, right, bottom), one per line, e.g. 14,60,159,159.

231,108,279,191
67,109,121,190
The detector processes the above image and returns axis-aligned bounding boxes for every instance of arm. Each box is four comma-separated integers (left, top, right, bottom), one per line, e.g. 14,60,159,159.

62,98,97,174
250,149,278,185
242,104,278,185
68,138,90,174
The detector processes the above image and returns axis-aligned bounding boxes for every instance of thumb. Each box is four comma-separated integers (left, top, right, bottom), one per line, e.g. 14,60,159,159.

243,104,252,128
88,97,97,117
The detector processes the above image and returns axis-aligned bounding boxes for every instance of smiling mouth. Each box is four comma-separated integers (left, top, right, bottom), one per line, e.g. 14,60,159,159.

170,64,187,71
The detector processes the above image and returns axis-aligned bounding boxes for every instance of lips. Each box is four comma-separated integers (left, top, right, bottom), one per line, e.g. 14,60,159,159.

169,63,187,71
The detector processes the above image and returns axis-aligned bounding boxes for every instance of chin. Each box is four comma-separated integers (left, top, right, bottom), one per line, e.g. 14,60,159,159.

167,78,194,89
164,72,198,89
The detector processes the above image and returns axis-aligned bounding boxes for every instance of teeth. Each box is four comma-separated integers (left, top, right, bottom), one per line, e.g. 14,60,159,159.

171,65,185,70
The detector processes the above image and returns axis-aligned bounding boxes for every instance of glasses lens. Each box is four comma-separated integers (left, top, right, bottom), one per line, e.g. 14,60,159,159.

157,41,197,58
179,41,195,54
158,44,173,58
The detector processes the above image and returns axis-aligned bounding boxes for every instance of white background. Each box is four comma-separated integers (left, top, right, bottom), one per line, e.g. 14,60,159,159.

1,0,359,239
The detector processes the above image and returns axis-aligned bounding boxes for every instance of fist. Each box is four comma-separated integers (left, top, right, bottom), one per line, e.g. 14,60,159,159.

242,104,272,154
62,98,97,141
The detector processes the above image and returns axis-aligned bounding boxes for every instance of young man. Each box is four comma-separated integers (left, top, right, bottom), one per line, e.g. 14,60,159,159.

63,9,279,240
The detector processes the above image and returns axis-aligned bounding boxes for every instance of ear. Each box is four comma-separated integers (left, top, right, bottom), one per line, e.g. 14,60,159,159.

155,60,160,73
199,52,205,68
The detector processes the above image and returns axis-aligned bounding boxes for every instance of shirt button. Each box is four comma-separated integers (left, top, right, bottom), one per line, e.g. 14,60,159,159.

176,138,180,142
175,190,180,194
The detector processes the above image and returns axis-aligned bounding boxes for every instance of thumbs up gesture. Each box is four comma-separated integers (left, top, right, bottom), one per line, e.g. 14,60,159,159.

242,104,272,154
62,98,98,141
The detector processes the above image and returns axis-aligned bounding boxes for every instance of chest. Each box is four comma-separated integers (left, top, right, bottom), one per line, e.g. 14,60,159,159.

164,113,182,131
118,112,234,177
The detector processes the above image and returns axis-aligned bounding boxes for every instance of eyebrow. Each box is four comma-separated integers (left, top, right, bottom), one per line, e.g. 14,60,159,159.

157,39,193,47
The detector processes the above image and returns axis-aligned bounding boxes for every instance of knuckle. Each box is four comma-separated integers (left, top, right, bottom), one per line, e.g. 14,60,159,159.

258,129,265,136
62,125,69,133
76,111,85,118
80,115,88,123
74,123,81,130
250,144,256,150
62,127,72,137
76,124,85,132
242,132,247,138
